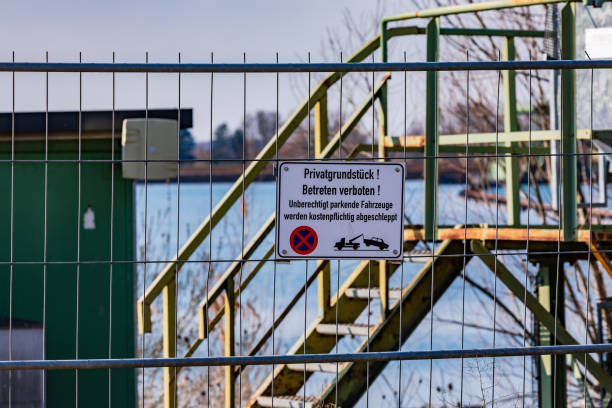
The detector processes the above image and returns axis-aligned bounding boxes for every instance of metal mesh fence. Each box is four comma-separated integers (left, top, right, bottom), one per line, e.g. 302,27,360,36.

1,52,612,408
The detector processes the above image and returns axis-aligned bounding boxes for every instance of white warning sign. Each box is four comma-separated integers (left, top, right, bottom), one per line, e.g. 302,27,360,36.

276,161,404,260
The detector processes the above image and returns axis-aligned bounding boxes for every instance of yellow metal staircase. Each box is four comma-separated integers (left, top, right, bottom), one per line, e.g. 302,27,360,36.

247,240,467,407
135,3,607,407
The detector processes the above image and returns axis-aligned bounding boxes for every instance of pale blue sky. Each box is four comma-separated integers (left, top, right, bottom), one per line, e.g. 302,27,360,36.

0,0,423,141
3,1,608,141
1,0,384,62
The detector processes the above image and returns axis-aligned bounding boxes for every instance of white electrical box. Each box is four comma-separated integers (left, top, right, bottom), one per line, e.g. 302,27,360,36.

586,27,612,59
121,118,179,180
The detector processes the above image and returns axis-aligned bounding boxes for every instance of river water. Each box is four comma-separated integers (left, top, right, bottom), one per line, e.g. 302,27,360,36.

134,180,564,406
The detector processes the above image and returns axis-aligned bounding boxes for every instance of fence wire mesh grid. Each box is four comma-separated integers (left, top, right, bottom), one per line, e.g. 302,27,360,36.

3,4,612,408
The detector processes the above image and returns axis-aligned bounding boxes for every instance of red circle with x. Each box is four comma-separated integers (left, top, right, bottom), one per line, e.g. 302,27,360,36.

290,226,318,255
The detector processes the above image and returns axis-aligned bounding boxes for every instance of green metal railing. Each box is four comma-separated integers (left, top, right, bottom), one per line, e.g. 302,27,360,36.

378,0,587,242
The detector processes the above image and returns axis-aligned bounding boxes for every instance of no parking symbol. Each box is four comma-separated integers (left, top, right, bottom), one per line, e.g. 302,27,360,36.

290,226,318,255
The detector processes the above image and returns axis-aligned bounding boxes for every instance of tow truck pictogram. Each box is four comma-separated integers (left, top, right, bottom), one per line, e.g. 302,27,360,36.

334,234,363,250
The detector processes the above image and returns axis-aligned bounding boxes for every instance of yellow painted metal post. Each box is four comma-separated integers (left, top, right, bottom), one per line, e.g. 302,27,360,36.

377,102,387,160
314,94,329,155
379,261,389,319
502,37,521,226
376,88,390,318
224,279,235,408
163,277,177,408
315,94,331,317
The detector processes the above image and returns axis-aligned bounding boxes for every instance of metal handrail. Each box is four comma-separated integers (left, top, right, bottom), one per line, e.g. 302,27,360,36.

382,0,581,25
137,69,389,333
179,76,391,359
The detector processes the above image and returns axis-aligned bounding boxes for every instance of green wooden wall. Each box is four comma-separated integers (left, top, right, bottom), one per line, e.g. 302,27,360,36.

0,137,135,407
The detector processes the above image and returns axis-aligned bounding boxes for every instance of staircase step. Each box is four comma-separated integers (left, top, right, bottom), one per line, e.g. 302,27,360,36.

286,362,343,373
316,323,371,337
406,249,433,262
257,395,316,408
345,287,402,299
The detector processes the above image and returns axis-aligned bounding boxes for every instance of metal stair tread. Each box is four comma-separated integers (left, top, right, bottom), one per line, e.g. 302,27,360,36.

406,249,434,262
257,395,316,408
316,323,372,336
345,287,402,299
286,362,344,373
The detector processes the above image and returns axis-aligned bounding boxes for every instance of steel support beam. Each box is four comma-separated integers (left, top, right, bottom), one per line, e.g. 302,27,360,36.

424,17,439,241
502,37,521,226
470,240,612,395
561,2,577,241
404,225,612,243
536,259,566,408
386,129,595,147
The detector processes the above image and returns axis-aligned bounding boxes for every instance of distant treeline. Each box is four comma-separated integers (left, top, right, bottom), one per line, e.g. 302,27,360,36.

193,111,277,161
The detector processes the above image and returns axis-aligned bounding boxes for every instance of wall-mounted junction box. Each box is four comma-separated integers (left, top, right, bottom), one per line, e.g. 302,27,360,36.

121,118,178,180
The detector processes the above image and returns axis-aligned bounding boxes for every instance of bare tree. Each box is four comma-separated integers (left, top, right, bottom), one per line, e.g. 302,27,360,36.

136,184,278,408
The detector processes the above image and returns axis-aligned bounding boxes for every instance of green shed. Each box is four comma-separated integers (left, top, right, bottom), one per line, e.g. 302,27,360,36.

0,109,192,407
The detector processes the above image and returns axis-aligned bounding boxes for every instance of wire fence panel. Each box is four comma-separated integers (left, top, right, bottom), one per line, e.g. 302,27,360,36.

1,55,611,408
